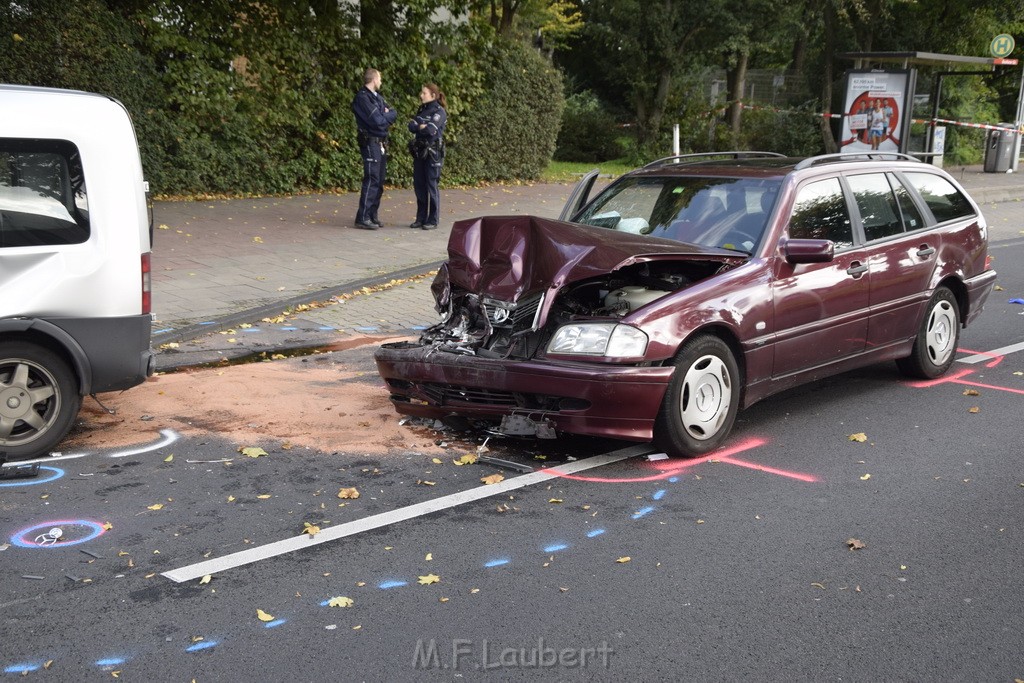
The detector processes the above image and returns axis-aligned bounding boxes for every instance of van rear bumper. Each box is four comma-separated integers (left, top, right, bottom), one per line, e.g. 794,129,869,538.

46,314,154,393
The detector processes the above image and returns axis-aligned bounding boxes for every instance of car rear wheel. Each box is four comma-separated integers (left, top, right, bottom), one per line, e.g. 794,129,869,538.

896,287,961,379
656,335,740,458
0,342,80,460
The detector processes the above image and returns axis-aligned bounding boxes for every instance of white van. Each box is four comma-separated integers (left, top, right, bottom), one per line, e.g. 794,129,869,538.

0,85,154,461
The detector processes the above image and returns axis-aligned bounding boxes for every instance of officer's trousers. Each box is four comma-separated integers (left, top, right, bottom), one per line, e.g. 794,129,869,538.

357,140,387,224
412,156,442,225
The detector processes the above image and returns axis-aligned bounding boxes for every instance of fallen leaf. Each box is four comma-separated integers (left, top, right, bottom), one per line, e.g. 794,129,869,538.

848,433,868,442
454,453,478,466
257,494,271,499
227,495,235,502
337,487,360,499
147,503,164,511
439,597,450,603
256,609,274,622
303,522,321,536
811,582,826,589
481,474,504,485
470,588,480,594
900,564,908,570
327,596,354,607
418,573,441,585
164,454,174,462
425,553,433,561
548,498,563,504
846,538,866,550
962,389,980,396
240,446,268,458
431,458,443,464
616,556,631,563
418,480,436,486
199,575,212,584
860,474,871,480
968,406,980,413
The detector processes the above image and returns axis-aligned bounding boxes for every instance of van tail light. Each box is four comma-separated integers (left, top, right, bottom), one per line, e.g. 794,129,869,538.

985,255,992,270
142,252,152,314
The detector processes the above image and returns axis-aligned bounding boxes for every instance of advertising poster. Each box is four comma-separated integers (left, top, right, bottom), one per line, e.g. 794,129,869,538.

840,71,909,153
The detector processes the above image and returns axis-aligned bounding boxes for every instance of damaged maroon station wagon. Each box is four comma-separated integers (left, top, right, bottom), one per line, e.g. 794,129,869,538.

374,152,997,457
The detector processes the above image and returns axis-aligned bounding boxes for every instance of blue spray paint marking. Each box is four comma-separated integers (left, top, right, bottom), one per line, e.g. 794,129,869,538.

586,529,605,538
669,477,679,483
544,543,569,553
95,657,127,667
4,663,41,674
354,327,377,332
185,641,218,653
10,520,106,549
632,506,655,519
153,327,174,334
241,328,262,333
264,619,287,629
0,466,64,487
318,326,338,331
652,490,666,501
484,558,510,568
378,580,407,589
411,326,427,331
198,321,216,326
280,327,298,331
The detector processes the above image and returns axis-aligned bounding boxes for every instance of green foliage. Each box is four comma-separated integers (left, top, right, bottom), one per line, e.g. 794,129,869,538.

735,107,824,157
0,1,565,195
554,91,622,162
445,41,565,182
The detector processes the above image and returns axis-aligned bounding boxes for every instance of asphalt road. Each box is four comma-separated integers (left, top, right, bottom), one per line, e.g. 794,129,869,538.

2,224,1024,681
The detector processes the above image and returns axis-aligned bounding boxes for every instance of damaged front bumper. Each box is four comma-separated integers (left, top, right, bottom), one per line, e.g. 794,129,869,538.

374,341,674,442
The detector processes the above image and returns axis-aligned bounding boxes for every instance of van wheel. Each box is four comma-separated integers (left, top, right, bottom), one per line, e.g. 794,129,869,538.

0,342,80,460
656,335,740,458
896,287,960,379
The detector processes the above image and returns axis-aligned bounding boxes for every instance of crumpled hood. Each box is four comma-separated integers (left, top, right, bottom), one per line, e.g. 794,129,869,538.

435,215,743,302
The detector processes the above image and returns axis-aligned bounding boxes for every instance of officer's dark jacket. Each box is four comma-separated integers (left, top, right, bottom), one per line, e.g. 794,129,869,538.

408,100,447,144
352,86,397,138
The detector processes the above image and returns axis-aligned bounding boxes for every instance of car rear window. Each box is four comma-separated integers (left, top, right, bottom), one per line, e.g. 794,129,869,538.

902,172,974,224
0,138,89,248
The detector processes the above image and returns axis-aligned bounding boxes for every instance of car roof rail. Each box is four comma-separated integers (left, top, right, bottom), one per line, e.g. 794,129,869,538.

793,152,923,170
642,151,786,169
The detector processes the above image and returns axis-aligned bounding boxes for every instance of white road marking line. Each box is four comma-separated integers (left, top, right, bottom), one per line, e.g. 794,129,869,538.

958,340,1024,364
162,443,652,583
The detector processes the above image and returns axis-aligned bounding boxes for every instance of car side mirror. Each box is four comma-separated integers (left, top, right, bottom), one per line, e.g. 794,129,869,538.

782,238,834,264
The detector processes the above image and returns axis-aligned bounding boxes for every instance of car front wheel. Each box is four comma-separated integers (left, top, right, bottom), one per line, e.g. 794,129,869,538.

896,287,961,379
0,342,81,460
656,335,740,458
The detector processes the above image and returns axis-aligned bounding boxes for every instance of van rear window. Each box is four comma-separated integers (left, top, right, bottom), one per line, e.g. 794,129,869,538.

0,138,89,248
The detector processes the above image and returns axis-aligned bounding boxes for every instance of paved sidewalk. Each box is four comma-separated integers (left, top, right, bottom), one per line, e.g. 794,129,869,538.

151,164,1024,367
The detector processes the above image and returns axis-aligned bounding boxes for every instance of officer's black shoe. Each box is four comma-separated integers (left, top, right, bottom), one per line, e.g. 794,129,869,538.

410,221,423,229
369,220,384,229
354,221,379,230
421,223,438,231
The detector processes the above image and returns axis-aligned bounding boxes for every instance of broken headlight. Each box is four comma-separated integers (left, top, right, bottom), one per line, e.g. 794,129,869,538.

546,323,648,358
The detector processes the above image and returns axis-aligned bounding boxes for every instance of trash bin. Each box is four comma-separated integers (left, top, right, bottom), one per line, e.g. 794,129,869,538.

984,124,1017,173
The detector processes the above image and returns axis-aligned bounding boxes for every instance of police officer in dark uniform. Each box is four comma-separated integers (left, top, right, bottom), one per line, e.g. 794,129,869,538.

407,83,447,230
351,68,397,230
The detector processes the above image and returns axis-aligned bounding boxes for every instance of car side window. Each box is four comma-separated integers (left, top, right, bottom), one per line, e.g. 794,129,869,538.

903,172,974,223
788,178,853,248
848,173,902,241
888,173,924,232
0,138,90,248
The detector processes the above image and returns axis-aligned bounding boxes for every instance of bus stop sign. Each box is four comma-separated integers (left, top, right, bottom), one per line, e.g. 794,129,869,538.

991,34,1015,58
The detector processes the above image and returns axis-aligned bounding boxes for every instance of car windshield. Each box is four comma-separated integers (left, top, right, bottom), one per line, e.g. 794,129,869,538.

574,176,782,254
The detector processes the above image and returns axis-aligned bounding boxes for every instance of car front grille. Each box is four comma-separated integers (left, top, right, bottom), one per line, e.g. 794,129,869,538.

421,382,520,407
483,292,543,331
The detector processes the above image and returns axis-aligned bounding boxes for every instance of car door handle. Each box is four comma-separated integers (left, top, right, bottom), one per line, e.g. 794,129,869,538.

846,262,868,277
916,245,936,258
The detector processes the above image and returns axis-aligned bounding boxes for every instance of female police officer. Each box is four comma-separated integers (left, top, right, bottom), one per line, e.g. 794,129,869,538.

407,83,447,230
